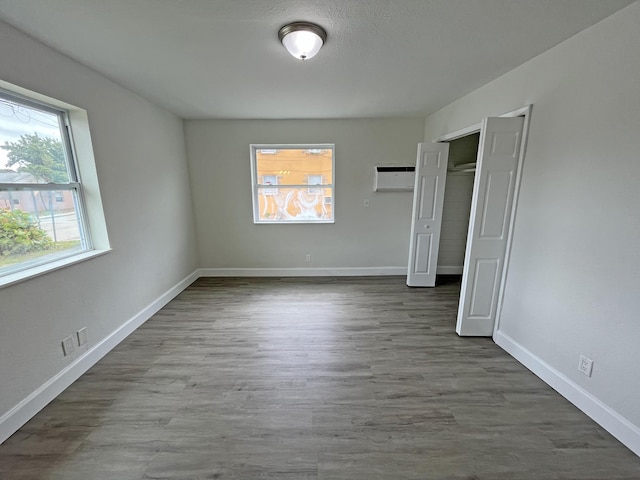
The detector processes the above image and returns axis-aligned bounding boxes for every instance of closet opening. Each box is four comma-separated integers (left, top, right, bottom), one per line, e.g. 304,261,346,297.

437,132,479,279
408,106,531,335
407,106,531,335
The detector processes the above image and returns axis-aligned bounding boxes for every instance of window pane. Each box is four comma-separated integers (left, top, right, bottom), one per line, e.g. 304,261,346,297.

255,148,332,186
0,189,85,275
0,97,70,183
256,187,333,222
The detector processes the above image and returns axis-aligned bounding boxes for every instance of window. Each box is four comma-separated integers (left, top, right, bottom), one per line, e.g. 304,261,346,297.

250,144,334,223
0,90,93,280
307,174,323,195
262,174,279,196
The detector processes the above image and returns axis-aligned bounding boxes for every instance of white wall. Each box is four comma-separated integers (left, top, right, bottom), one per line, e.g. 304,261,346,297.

0,20,198,436
185,118,424,272
424,2,640,451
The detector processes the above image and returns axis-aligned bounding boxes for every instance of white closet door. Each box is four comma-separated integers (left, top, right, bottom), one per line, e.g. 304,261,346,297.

407,142,449,287
456,116,524,335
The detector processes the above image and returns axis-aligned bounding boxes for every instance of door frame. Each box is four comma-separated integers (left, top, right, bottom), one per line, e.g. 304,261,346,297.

433,105,532,337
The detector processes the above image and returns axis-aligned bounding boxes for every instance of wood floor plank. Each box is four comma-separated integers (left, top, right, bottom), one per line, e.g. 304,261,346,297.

1,276,639,479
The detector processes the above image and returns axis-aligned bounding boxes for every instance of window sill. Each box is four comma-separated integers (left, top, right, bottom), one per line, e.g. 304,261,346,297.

0,248,112,290
253,220,335,225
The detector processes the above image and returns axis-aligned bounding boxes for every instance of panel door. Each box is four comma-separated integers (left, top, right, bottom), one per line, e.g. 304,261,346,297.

456,116,524,335
407,142,449,287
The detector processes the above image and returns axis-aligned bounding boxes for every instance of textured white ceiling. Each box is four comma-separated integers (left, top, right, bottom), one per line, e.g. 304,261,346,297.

0,0,634,119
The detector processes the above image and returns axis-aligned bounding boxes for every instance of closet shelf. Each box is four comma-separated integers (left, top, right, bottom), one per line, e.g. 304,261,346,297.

448,162,476,174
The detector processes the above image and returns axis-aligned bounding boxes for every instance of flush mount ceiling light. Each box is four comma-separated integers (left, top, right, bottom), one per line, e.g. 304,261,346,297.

278,22,327,60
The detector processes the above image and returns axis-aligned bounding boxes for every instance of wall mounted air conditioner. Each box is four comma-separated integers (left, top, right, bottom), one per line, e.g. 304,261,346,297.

374,166,415,192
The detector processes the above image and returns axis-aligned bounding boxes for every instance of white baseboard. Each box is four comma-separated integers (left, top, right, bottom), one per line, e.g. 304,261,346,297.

495,330,640,457
436,265,463,275
0,270,199,445
199,267,462,277
198,267,407,277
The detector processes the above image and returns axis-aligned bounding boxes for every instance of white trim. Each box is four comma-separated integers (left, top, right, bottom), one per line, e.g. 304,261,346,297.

0,82,110,281
495,330,640,457
432,105,532,143
430,105,532,336
493,104,533,335
436,265,463,275
199,266,462,277
501,105,532,118
0,182,80,190
434,122,482,143
0,270,199,445
250,144,335,224
198,267,406,277
0,249,111,290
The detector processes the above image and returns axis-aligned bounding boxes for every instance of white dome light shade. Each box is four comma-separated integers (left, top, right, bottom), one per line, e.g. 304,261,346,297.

282,30,323,60
278,22,327,60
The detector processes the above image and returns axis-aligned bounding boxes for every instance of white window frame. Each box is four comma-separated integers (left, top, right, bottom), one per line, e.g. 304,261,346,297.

0,81,110,288
250,144,335,224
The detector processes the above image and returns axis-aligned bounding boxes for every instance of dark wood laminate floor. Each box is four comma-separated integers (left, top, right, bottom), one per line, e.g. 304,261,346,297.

1,276,639,480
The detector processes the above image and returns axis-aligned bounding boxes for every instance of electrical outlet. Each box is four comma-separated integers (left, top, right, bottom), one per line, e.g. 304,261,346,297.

77,327,88,346
62,336,75,356
305,253,311,262
364,199,370,207
578,355,593,377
